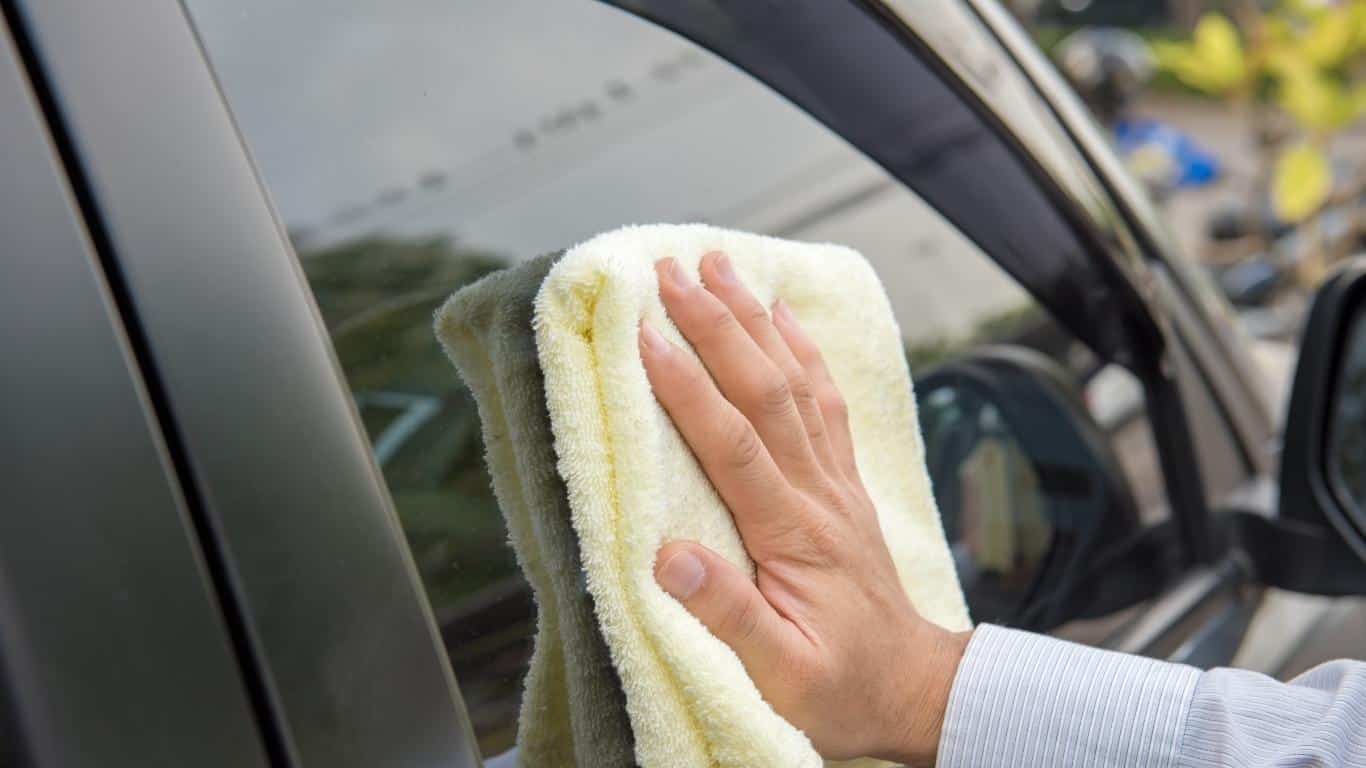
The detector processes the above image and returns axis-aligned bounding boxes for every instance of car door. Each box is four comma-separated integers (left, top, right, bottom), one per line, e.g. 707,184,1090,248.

3,0,1274,764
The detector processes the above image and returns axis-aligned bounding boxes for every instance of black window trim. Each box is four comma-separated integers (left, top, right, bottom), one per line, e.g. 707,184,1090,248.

956,0,1275,479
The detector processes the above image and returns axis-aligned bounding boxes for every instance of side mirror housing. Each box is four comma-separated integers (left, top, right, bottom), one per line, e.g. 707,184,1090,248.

1254,260,1366,594
917,347,1177,631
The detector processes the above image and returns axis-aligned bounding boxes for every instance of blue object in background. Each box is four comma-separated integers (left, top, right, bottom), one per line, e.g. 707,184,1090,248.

1114,117,1219,187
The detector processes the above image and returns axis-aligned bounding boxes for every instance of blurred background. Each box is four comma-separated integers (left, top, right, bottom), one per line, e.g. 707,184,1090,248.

1017,0,1366,341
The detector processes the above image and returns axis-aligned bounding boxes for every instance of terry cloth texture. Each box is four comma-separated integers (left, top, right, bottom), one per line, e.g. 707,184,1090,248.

534,224,973,768
435,252,635,768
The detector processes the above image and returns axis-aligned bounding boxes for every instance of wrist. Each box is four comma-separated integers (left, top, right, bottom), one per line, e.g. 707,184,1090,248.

881,624,972,766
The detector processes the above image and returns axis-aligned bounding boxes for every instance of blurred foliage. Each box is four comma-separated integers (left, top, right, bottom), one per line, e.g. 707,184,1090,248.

301,234,538,756
299,234,512,607
1275,140,1334,220
306,235,501,328
907,303,1050,374
1151,14,1246,94
1149,2,1366,222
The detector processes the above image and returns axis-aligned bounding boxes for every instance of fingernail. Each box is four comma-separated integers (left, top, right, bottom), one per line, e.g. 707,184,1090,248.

710,251,737,285
639,322,669,356
657,550,705,600
660,257,693,289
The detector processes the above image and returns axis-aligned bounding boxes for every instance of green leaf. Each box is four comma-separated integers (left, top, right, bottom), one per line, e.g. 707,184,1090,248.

1354,1,1366,48
1303,7,1356,68
1274,60,1358,130
1272,142,1332,222
1192,13,1246,88
1150,14,1246,95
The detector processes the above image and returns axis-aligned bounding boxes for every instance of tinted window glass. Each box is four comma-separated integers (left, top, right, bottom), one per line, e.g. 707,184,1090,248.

188,0,1167,755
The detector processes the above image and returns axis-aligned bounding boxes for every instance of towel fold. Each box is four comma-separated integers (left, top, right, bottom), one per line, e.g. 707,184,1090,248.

534,224,972,768
435,253,635,768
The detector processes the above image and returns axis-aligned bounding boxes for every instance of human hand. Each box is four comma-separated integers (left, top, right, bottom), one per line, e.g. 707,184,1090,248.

638,251,971,765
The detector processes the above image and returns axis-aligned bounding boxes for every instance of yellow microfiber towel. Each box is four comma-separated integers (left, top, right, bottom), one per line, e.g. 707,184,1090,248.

534,224,973,768
435,253,635,768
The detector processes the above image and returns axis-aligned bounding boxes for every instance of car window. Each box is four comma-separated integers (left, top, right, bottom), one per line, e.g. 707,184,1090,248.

186,0,1169,755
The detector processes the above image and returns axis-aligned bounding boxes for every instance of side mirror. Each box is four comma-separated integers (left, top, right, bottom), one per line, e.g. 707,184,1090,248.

917,347,1177,631
1251,260,1366,594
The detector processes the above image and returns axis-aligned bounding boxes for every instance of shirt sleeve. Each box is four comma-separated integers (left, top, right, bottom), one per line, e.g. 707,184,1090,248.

936,624,1199,768
1180,659,1366,766
936,624,1366,768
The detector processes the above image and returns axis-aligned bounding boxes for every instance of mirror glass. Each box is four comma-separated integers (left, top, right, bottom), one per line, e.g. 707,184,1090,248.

917,353,1155,630
919,385,1055,624
1329,307,1366,515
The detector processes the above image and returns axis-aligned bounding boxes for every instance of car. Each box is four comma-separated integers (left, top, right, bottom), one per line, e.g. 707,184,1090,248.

3,0,1366,765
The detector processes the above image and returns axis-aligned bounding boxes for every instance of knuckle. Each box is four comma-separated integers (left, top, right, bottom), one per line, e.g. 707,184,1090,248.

720,594,762,644
704,304,741,339
786,371,824,432
803,515,843,560
808,480,848,515
817,385,848,421
723,416,765,472
755,372,793,417
804,418,828,448
786,369,816,405
770,506,843,566
741,301,770,327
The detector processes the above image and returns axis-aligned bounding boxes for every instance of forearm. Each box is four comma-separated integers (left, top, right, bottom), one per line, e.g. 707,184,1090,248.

934,624,1366,767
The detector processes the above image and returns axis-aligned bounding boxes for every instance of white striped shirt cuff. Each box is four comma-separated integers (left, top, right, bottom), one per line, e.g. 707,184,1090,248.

937,624,1200,768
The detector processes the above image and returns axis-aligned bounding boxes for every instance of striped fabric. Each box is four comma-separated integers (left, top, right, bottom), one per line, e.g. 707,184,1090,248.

937,624,1366,767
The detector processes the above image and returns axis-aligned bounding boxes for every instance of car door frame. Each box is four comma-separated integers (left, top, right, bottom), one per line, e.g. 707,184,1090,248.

2,0,482,766
0,8,275,766
1,0,1271,764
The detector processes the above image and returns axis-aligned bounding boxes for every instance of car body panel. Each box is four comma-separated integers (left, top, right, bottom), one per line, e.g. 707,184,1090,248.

0,12,269,767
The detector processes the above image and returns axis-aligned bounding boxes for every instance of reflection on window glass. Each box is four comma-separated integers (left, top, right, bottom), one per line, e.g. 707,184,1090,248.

187,0,1168,754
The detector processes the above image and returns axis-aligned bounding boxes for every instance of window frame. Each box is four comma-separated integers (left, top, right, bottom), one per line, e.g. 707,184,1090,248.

959,0,1277,476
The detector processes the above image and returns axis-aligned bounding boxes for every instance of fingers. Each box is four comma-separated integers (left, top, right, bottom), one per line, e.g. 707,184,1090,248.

771,300,863,489
654,540,801,678
654,258,821,484
696,251,840,480
639,322,804,542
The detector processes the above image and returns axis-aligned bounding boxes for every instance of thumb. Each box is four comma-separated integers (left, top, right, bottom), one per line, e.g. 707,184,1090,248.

654,541,796,673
